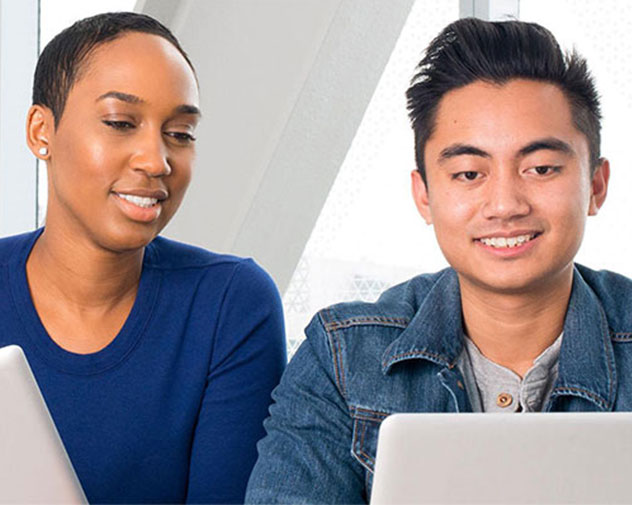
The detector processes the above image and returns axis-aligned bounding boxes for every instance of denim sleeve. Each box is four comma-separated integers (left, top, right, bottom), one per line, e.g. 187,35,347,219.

245,314,367,504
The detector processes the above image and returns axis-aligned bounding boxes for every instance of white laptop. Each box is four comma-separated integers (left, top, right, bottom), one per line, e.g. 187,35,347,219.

0,345,87,504
371,412,632,505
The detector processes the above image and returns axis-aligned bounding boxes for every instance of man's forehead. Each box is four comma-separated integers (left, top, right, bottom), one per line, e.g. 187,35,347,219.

434,79,571,123
426,79,587,159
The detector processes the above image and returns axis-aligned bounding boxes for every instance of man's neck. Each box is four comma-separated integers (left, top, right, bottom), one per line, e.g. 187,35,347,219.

459,268,573,378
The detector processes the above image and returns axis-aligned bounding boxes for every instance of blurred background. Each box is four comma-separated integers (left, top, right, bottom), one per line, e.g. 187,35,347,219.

0,0,629,356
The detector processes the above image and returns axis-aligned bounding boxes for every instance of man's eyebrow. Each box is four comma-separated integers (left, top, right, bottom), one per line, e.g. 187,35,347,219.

439,144,491,163
438,138,575,164
518,137,574,157
96,91,144,104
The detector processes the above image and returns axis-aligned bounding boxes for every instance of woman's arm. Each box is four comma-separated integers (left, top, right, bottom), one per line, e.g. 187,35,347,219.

245,316,367,504
185,259,286,504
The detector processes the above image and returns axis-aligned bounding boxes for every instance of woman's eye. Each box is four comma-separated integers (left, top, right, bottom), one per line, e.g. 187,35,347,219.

103,120,135,130
165,131,197,144
453,171,480,181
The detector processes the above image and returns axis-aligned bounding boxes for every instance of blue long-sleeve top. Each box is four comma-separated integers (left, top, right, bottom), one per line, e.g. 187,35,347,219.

0,229,286,504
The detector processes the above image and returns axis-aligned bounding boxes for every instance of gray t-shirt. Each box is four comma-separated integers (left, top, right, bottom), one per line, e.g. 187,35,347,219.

456,334,562,412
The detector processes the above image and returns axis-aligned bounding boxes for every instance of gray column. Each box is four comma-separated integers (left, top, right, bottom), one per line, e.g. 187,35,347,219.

138,0,415,292
460,0,519,20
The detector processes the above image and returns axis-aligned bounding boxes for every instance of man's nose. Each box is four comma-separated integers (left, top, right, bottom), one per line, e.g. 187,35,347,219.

481,172,531,220
130,130,172,177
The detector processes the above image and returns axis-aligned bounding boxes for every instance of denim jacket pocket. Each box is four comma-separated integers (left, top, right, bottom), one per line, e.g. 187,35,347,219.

350,406,391,474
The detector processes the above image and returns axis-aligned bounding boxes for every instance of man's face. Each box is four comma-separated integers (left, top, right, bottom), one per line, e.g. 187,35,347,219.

412,79,609,295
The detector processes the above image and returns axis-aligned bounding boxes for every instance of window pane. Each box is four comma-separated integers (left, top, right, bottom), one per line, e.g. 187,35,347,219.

283,0,459,356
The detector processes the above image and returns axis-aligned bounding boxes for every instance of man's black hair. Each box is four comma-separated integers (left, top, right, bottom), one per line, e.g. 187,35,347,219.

32,11,195,127
406,17,601,183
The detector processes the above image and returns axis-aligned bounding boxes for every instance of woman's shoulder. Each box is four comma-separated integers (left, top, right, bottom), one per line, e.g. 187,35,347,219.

146,235,281,308
145,235,275,287
145,235,246,270
0,230,40,266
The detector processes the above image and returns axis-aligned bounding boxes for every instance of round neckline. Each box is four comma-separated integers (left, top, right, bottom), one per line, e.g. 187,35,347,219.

8,228,162,375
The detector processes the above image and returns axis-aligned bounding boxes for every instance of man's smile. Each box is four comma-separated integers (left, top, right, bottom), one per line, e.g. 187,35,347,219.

476,232,541,249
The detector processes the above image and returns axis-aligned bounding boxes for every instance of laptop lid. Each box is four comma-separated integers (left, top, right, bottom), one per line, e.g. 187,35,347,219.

0,345,87,504
371,412,632,505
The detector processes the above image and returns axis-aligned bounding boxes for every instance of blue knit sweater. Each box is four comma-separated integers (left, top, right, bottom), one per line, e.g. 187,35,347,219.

0,229,286,504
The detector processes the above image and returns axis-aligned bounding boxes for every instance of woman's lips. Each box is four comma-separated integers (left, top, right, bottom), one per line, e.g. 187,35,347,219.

112,192,163,222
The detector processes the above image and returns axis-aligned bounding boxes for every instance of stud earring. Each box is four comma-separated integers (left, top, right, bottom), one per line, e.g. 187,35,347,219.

38,147,48,156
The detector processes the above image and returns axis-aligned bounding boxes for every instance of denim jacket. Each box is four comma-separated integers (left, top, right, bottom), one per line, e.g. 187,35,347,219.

246,265,632,504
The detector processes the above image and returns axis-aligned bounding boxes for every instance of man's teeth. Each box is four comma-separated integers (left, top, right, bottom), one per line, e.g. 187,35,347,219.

480,234,536,248
117,193,158,208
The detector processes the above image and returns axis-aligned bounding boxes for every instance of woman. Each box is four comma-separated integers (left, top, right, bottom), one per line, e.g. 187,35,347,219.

0,12,285,504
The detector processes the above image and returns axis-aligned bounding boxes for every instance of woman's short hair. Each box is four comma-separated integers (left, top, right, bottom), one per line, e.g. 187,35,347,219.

32,11,195,127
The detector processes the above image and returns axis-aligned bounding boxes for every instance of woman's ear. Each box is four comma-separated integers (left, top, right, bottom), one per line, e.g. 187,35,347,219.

26,105,54,160
411,169,433,225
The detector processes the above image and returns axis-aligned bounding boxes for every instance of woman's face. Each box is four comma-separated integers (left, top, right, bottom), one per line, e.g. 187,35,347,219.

39,32,199,252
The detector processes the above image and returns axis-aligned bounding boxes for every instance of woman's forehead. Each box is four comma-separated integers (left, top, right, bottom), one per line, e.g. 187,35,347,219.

71,32,198,105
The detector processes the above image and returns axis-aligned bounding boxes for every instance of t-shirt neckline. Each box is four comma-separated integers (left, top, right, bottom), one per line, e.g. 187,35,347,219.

8,228,161,375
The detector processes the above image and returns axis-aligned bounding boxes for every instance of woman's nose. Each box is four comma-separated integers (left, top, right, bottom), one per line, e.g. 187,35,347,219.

130,131,171,177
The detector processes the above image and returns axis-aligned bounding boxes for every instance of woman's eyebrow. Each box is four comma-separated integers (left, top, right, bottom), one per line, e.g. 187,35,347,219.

96,91,143,104
174,104,201,117
96,91,200,117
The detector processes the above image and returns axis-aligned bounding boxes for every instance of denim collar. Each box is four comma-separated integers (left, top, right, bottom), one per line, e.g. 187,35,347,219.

381,269,464,372
381,266,617,411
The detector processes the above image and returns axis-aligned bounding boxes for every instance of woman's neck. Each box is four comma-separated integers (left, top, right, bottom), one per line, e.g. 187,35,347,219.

27,226,143,308
25,226,144,353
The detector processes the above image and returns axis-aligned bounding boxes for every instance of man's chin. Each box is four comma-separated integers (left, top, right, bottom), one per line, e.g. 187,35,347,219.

456,267,573,297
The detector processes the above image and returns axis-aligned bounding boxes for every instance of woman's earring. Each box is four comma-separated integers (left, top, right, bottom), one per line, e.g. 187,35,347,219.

38,147,48,157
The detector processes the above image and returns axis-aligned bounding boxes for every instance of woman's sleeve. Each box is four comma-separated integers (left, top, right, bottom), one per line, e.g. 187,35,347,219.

185,259,287,504
244,314,367,504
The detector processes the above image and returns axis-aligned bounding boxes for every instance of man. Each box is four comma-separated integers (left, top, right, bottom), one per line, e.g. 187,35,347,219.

246,17,623,504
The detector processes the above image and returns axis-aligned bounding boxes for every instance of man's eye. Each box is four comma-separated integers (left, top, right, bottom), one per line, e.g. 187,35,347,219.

103,120,134,130
165,131,197,144
531,165,562,176
453,171,480,181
